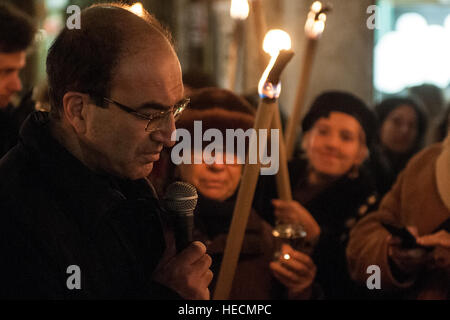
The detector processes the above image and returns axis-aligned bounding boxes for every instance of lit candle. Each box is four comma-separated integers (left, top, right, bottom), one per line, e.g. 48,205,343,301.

258,29,291,99
304,1,329,39
129,2,144,17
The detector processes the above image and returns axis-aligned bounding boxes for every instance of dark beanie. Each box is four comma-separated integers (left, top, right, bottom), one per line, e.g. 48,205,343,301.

302,91,376,146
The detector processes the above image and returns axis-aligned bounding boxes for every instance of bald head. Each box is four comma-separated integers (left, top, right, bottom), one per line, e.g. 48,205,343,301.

46,3,175,119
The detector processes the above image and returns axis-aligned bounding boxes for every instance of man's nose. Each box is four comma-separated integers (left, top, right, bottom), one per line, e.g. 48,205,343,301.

152,113,177,148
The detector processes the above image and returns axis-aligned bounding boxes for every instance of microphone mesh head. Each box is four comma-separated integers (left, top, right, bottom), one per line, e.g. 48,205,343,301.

164,181,198,212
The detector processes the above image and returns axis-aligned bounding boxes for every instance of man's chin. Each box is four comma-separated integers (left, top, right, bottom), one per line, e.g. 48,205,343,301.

107,161,155,180
126,162,154,180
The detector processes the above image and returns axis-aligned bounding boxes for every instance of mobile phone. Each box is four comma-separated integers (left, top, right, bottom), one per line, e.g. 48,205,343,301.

434,218,450,233
381,223,433,251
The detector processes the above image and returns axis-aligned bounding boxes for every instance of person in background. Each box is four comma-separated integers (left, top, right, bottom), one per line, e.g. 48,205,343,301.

366,97,427,196
347,130,450,299
408,83,445,145
430,102,450,144
151,87,318,299
0,3,212,299
182,70,217,96
0,3,36,158
256,90,379,299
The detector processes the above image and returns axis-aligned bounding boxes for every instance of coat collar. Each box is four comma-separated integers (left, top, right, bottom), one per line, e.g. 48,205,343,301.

435,136,450,211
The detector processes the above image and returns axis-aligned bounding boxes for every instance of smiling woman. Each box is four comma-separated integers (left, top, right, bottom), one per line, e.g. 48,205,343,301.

255,90,380,299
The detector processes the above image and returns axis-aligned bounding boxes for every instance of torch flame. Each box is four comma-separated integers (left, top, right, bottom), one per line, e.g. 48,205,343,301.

230,0,250,20
258,29,291,98
129,2,144,17
262,29,292,56
305,1,328,39
311,1,322,13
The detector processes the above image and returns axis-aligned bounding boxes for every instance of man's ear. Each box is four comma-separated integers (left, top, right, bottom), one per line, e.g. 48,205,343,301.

62,92,88,134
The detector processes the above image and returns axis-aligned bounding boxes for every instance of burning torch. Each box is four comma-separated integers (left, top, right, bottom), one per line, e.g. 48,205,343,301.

227,0,250,91
284,1,331,160
213,29,294,300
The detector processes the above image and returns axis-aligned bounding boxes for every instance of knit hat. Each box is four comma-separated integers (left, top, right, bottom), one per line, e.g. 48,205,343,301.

302,91,376,146
177,87,255,144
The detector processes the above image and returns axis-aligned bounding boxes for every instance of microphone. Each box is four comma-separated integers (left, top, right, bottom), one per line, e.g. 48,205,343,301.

163,181,198,252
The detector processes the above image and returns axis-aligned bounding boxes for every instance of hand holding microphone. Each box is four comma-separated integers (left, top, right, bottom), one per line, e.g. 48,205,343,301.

153,182,213,299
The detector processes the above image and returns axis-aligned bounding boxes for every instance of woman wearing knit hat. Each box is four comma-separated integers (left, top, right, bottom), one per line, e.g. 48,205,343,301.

151,87,317,299
255,90,379,299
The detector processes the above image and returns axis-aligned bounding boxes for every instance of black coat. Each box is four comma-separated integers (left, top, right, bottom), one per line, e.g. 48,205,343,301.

0,91,35,158
255,158,379,299
0,112,179,299
192,193,276,300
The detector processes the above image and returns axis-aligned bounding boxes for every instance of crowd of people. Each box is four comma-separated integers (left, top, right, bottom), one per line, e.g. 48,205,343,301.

0,2,448,300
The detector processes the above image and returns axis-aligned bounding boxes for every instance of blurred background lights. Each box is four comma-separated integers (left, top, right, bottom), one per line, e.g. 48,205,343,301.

230,0,249,20
375,12,450,94
445,14,450,30
46,0,69,10
395,12,428,32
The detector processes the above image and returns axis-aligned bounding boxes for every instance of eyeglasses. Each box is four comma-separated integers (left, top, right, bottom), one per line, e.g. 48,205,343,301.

102,97,189,132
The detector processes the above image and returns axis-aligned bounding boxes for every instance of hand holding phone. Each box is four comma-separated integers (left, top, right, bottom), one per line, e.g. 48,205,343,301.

382,223,433,252
383,223,432,275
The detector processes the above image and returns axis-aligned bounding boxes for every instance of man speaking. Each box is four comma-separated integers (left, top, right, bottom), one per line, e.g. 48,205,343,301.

0,3,212,299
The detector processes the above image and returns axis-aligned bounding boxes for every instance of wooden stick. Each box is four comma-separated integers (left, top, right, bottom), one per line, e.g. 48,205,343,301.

284,38,318,160
271,108,292,201
250,0,268,74
226,21,244,91
213,98,276,300
213,49,294,300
